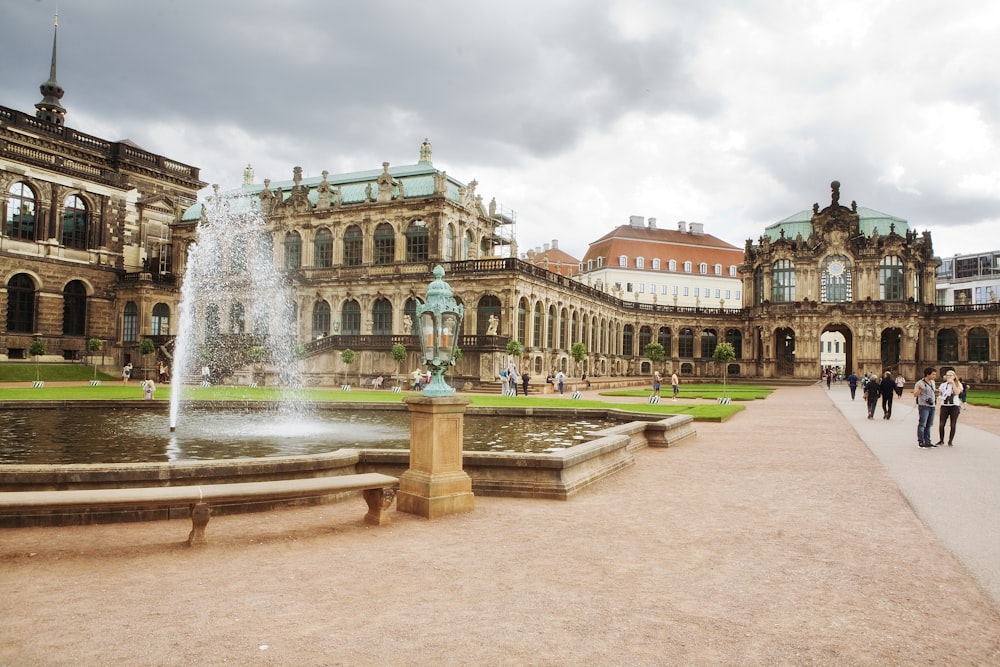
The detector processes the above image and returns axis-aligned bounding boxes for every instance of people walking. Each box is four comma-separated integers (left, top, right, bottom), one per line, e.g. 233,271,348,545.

522,371,530,396
894,373,906,398
555,370,565,396
879,371,896,419
671,371,679,401
652,371,662,398
122,362,132,385
936,370,965,446
913,367,938,448
864,373,880,419
847,371,859,400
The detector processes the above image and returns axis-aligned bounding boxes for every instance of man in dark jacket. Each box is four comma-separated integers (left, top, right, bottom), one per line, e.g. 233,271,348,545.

879,371,896,419
846,371,859,400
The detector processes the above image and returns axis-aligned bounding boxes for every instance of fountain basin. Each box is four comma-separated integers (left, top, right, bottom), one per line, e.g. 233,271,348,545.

0,406,696,526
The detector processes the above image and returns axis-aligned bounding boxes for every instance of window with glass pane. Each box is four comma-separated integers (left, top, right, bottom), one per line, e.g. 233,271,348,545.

284,231,302,269
7,274,35,332
771,260,795,302
7,182,37,240
373,223,395,265
725,329,742,358
532,303,542,347
444,224,455,262
678,328,694,357
123,301,138,342
315,229,334,268
701,329,718,358
405,222,428,261
404,298,418,336
62,195,88,249
60,280,87,335
312,301,330,338
969,327,989,362
341,300,361,335
205,304,220,340
517,298,527,343
937,329,958,361
372,298,392,335
879,255,904,301
658,327,671,350
622,325,634,356
152,303,170,336
230,302,246,333
547,307,555,347
342,226,362,266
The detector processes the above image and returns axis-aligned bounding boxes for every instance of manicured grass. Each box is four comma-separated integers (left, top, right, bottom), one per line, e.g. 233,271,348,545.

601,384,775,400
0,363,116,382
966,390,1000,408
0,384,744,420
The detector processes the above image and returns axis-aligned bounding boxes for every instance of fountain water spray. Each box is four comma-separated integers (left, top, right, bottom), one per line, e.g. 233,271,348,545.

169,189,304,431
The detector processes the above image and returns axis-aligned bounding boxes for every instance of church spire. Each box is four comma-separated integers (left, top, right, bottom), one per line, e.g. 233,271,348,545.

35,12,67,126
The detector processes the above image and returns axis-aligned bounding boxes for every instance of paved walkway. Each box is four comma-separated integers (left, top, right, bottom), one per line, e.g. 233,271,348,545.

823,380,1000,607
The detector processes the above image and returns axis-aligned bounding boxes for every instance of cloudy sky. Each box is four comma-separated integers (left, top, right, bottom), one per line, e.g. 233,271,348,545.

3,0,998,260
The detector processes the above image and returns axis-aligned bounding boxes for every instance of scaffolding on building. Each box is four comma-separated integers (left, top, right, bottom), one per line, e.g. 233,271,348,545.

486,202,516,258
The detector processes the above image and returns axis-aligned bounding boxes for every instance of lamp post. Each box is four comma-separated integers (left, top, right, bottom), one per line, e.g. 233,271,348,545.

397,265,474,518
416,265,464,396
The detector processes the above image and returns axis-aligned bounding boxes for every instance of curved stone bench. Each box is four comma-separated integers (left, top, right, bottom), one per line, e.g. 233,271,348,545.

0,473,398,546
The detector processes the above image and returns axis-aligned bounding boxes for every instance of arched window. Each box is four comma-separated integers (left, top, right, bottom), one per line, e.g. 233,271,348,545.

7,274,36,332
151,303,170,336
652,258,660,270
668,259,677,272
517,298,528,344
714,264,722,275
122,301,138,342
879,255,904,301
725,328,743,358
821,255,851,302
6,182,37,241
62,195,88,249
754,266,764,304
968,327,989,362
60,280,87,336
532,302,543,347
314,228,333,268
560,308,569,349
937,328,958,362
341,299,361,335
373,223,395,265
312,301,331,338
635,257,644,269
678,328,694,358
205,303,220,340
477,295,501,335
699,262,708,274
284,231,302,269
619,255,628,267
372,298,392,335
571,312,579,344
444,224,456,262
230,302,246,334
701,329,718,359
622,325,635,356
405,221,429,261
658,326,671,351
463,230,473,260
772,259,796,303
638,326,652,354
343,225,362,266
547,306,556,348
683,261,692,273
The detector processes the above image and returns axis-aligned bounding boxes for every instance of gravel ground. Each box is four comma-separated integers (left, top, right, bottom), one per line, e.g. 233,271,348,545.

1,385,999,666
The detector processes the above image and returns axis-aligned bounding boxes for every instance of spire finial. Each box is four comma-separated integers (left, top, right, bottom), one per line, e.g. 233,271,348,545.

36,12,66,126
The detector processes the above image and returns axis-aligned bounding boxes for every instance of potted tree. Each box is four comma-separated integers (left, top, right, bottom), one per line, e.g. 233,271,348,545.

713,341,736,403
88,338,104,385
341,348,357,388
139,338,156,380
390,343,407,389
29,338,46,387
570,342,587,378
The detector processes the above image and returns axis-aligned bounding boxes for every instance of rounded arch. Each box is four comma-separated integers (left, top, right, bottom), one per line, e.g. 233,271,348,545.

701,328,718,359
340,299,361,335
312,300,331,338
405,220,429,261
372,297,392,335
151,302,171,336
880,327,903,369
724,328,743,359
61,280,88,336
283,230,302,269
342,224,362,266
937,328,958,362
314,227,334,268
6,181,39,241
444,223,456,262
61,193,90,250
968,326,990,362
373,222,395,265
822,323,853,373
403,297,419,336
6,273,36,333
516,297,529,344
775,326,796,376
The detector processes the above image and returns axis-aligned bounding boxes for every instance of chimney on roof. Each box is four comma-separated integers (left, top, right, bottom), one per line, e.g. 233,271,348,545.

551,239,559,250
543,243,550,252
629,215,645,228
689,222,704,236
647,217,657,230
677,220,687,233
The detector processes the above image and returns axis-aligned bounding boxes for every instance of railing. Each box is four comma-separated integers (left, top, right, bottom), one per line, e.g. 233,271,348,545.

117,272,178,286
302,333,511,357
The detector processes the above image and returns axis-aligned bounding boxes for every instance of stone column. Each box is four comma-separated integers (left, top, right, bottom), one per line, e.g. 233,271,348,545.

397,395,474,519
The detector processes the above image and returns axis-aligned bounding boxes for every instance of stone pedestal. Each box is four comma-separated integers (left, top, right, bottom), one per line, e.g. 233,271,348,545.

397,395,474,518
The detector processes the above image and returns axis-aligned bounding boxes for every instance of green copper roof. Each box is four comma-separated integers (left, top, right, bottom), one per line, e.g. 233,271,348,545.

764,206,910,240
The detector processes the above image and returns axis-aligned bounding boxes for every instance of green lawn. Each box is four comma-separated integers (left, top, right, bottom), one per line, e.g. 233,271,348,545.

601,384,775,400
0,363,117,382
0,384,744,421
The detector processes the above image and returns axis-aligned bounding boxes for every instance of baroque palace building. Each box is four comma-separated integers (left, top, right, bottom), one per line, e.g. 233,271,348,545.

0,22,204,368
4,24,998,385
